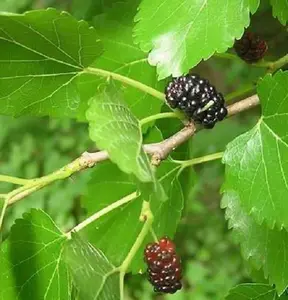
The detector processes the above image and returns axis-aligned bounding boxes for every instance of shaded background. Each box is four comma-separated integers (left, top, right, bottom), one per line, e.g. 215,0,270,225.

0,0,287,299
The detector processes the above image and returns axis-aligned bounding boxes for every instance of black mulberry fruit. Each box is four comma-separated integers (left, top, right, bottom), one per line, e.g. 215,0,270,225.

234,31,268,63
165,74,227,128
144,237,182,294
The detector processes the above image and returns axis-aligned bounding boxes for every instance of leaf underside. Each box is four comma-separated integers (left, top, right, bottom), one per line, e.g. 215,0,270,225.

65,234,120,300
86,82,153,182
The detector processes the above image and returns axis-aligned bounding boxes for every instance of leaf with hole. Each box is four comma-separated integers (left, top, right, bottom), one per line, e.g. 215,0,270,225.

222,70,288,228
133,0,260,79
0,209,70,300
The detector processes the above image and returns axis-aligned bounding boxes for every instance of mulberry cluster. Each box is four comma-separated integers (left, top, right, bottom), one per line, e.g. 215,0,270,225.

165,74,227,128
234,31,268,63
144,237,182,294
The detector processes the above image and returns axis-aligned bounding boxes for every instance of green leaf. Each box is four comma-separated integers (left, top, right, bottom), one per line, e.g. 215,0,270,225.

86,82,153,182
222,70,288,228
225,284,277,300
191,117,257,157
131,160,184,272
0,209,70,300
0,0,31,12
65,234,119,300
82,159,183,273
270,0,288,25
222,191,288,294
0,9,102,118
71,0,114,20
80,1,164,123
150,161,184,238
82,161,143,269
134,0,260,79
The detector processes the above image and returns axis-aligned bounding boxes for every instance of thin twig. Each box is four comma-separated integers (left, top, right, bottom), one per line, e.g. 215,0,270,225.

227,94,259,116
144,122,197,165
0,175,32,185
2,94,259,208
268,53,288,73
215,52,288,73
7,151,108,206
64,94,259,238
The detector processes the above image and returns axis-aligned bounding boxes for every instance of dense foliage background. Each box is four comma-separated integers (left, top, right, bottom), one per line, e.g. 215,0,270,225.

0,0,287,299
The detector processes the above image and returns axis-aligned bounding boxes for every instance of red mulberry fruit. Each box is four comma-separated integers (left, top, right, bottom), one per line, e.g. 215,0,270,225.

144,237,182,294
234,31,268,63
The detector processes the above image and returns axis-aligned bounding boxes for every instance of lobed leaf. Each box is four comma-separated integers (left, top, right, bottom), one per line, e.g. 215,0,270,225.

134,0,260,79
0,209,70,300
222,71,288,229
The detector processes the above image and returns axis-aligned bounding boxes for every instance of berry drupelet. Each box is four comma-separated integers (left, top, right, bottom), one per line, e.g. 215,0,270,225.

234,31,268,63
165,73,227,128
144,237,182,294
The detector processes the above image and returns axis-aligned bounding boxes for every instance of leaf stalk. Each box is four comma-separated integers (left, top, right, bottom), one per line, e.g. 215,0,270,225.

173,152,224,169
0,175,32,185
85,67,165,102
66,192,138,239
140,112,181,126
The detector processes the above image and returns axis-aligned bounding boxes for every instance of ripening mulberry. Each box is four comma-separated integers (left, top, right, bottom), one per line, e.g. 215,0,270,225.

144,237,182,294
234,31,268,63
165,73,227,128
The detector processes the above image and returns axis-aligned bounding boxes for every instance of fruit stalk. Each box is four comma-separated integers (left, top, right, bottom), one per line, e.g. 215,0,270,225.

119,201,154,299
